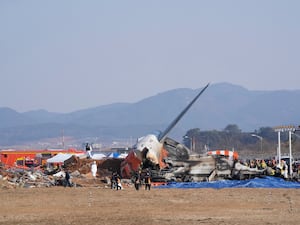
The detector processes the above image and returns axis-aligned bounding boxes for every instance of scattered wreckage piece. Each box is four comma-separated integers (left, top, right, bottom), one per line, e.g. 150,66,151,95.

152,137,266,182
148,154,267,183
0,152,269,190
0,167,57,188
5,157,121,189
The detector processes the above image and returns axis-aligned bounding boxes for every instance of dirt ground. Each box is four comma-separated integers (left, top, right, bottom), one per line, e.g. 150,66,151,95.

0,183,299,225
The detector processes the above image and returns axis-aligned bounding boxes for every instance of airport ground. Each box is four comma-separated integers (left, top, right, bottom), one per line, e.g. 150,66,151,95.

0,185,299,225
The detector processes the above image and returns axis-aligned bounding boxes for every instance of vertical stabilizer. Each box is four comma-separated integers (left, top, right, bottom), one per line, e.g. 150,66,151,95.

158,83,209,142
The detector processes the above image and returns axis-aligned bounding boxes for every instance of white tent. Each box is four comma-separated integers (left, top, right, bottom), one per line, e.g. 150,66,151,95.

90,153,106,160
118,153,128,159
46,153,73,164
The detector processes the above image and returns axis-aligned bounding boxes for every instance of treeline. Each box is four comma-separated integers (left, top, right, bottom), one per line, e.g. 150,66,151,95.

183,124,300,159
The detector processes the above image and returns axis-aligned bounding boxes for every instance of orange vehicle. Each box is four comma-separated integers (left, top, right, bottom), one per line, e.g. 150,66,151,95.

0,148,85,169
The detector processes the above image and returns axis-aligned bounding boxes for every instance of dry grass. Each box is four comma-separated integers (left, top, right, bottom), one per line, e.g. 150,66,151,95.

0,185,299,225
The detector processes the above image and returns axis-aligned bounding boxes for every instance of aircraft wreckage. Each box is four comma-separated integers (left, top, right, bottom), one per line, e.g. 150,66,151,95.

120,83,266,182
0,83,267,188
121,137,266,183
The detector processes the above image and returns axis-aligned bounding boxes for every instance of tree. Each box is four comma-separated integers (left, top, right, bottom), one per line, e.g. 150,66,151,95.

183,128,201,152
223,124,241,134
183,125,296,158
257,127,277,141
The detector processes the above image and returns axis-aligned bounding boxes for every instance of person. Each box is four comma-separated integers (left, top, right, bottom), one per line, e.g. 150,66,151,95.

91,161,97,179
282,160,288,179
249,160,256,168
116,173,123,190
64,169,72,187
144,169,151,191
110,172,117,189
85,143,91,151
133,171,141,191
261,160,267,169
111,172,118,189
86,143,92,158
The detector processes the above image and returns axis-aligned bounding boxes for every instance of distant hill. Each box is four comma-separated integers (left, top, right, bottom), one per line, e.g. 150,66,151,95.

0,82,299,146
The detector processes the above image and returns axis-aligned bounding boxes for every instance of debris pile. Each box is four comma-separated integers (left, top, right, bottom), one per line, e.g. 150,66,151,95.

0,156,124,189
0,166,56,188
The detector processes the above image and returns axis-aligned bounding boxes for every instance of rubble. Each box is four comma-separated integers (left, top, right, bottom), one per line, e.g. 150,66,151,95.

0,166,56,188
0,156,124,189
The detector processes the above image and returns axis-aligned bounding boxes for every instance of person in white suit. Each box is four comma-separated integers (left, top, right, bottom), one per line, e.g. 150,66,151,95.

91,161,97,179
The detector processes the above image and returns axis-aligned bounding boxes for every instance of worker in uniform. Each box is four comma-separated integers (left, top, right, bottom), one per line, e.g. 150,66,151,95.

64,169,72,187
261,160,267,169
133,170,141,191
144,169,151,191
111,172,117,189
86,143,92,158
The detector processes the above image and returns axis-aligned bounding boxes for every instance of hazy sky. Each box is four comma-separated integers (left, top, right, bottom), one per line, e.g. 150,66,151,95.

1,1,299,113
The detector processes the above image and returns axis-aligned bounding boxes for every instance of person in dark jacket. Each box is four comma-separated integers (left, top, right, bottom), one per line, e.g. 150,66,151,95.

64,169,72,187
111,172,117,189
144,169,151,191
133,171,141,191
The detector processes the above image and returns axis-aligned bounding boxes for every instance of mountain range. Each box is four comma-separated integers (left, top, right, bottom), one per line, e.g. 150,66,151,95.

0,82,299,146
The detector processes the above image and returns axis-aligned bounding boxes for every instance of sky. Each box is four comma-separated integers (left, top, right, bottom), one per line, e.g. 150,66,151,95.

1,0,299,113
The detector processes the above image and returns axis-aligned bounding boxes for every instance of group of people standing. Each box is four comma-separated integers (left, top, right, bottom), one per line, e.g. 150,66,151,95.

110,172,123,190
110,168,152,191
240,158,300,180
132,168,152,191
62,160,153,190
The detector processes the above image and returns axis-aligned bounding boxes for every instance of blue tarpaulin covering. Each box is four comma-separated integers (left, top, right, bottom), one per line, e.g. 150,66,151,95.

156,176,300,189
107,152,120,158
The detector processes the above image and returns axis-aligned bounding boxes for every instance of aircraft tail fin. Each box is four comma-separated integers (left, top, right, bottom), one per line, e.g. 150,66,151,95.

158,83,209,142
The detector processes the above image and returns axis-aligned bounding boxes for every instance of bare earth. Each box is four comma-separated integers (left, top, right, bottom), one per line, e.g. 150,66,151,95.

0,185,299,225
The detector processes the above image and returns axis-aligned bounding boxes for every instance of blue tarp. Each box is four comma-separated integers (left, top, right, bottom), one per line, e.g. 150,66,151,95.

156,176,300,189
107,152,120,158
